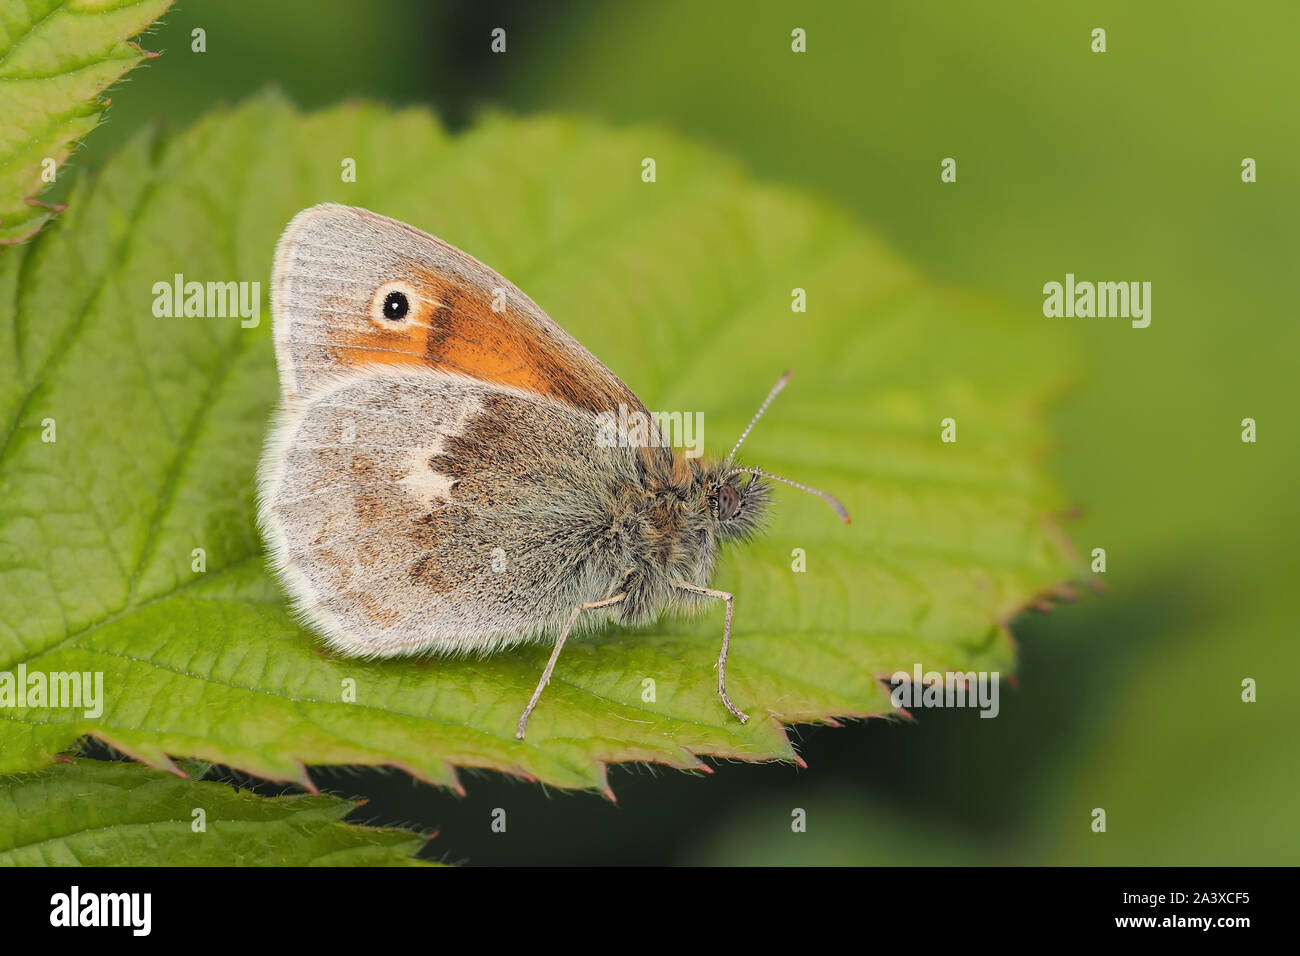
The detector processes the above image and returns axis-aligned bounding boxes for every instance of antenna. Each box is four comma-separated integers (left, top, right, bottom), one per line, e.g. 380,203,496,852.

725,369,793,467
726,466,851,524
723,370,851,524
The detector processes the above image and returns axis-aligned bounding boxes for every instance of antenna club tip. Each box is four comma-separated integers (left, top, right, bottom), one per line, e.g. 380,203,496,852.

842,515,852,525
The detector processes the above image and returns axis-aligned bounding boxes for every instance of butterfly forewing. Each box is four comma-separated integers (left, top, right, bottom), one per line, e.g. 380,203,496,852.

270,204,649,417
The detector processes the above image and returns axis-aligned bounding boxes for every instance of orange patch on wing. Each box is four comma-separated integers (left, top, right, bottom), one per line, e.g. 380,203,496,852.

330,267,642,416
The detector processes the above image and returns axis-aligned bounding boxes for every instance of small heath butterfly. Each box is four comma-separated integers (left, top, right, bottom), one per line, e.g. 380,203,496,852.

258,205,848,739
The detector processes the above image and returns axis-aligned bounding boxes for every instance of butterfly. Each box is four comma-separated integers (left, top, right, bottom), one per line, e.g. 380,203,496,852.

258,204,848,739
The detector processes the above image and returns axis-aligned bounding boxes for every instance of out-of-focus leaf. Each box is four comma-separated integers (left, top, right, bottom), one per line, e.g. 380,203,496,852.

0,758,432,865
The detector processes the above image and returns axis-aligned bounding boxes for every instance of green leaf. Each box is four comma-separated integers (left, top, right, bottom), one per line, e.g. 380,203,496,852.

0,94,1081,793
0,758,433,865
0,0,173,244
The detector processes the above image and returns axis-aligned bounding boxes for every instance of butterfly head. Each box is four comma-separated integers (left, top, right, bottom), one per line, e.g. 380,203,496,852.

707,370,851,538
707,468,772,542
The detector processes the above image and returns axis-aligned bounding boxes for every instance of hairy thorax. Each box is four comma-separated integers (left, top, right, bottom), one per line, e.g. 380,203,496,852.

607,457,723,623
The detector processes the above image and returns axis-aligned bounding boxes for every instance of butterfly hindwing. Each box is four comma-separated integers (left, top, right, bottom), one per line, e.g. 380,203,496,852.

258,366,636,657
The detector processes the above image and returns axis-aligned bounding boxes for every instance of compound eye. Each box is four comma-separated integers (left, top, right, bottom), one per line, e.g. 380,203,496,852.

717,483,741,520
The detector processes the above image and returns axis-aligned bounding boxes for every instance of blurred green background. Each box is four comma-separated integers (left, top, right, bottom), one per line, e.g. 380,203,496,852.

76,0,1299,864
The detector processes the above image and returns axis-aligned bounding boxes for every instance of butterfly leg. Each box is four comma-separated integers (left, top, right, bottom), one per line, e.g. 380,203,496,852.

673,581,750,724
516,592,628,739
